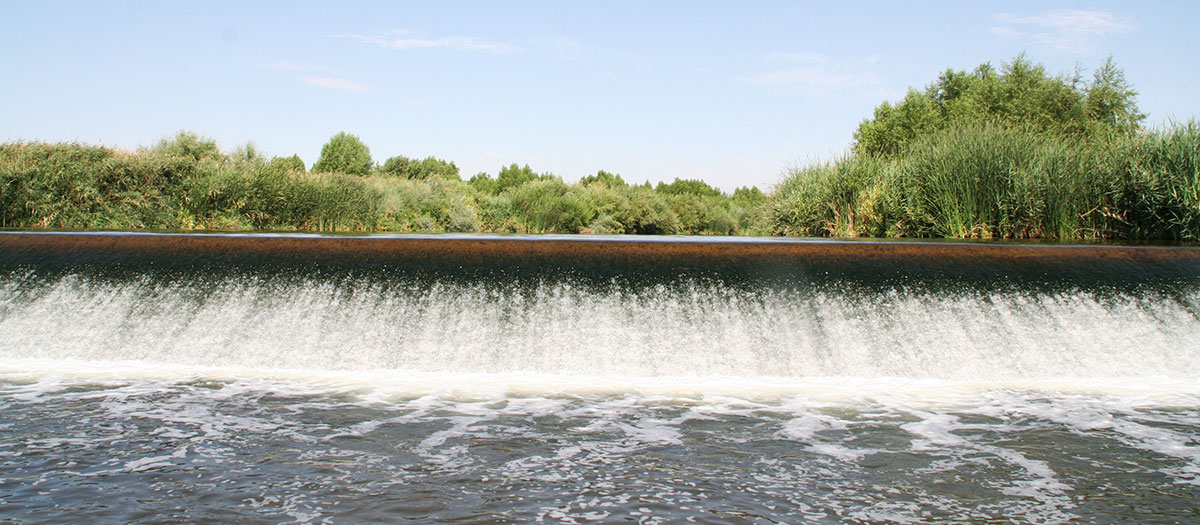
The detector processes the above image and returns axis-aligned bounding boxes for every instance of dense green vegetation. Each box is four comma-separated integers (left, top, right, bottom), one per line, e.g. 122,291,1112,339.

772,55,1199,240
772,121,1199,239
0,132,766,234
1,55,1195,239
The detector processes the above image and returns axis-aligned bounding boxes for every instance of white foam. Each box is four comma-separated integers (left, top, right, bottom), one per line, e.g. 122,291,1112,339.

124,445,189,472
3,357,1200,406
2,275,1198,382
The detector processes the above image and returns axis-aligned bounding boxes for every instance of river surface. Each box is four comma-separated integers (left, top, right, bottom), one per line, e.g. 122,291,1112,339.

1,232,1198,523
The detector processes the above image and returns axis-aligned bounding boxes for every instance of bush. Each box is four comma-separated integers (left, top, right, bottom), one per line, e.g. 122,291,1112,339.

0,142,191,228
496,163,554,194
771,155,893,237
380,155,460,180
368,176,480,232
853,55,1144,158
580,170,628,187
312,132,373,175
153,131,223,162
468,172,500,195
656,178,723,197
269,154,306,174
768,119,1200,240
503,178,594,233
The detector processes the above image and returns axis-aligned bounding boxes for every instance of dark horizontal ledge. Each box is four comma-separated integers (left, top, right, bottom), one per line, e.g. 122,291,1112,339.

2,231,1198,287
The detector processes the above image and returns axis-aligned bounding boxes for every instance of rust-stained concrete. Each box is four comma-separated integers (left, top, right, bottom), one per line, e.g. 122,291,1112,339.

1,232,1198,284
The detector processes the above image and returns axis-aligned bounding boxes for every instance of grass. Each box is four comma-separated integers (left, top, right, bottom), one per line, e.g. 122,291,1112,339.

2,122,1196,240
770,120,1200,241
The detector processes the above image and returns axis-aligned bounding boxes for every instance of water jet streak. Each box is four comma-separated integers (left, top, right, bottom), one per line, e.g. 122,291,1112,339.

1,232,1198,522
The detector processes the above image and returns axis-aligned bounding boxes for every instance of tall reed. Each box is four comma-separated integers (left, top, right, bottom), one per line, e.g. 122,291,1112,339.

769,120,1200,240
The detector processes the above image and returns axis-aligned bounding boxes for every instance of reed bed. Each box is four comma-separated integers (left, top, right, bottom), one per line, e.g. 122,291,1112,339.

770,121,1200,240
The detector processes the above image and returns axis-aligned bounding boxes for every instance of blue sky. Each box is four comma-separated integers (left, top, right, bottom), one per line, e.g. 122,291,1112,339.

2,1,1197,191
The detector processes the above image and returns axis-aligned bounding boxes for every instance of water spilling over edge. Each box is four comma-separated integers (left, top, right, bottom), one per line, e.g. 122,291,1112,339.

1,232,1198,391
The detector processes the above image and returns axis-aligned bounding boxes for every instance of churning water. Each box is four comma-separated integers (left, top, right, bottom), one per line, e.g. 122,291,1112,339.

1,232,1199,522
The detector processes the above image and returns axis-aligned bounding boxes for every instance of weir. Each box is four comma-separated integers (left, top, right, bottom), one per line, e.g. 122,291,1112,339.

1,231,1198,381
5,232,1200,522
2,231,1199,285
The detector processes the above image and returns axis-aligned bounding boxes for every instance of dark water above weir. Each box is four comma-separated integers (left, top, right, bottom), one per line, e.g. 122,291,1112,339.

1,232,1199,522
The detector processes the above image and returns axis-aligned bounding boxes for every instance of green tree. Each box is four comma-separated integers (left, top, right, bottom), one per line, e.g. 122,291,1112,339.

312,132,373,175
731,186,766,207
852,55,1144,157
153,130,222,162
231,142,266,167
468,172,500,194
269,154,306,173
1085,55,1145,130
380,154,460,180
505,178,593,233
655,178,723,197
496,163,555,193
580,170,627,187
853,89,943,158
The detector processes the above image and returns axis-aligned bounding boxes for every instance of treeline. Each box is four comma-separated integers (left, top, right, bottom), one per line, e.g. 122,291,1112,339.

0,132,769,234
1,55,1196,240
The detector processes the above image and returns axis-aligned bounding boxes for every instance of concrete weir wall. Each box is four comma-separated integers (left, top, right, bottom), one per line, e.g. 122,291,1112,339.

1,231,1198,286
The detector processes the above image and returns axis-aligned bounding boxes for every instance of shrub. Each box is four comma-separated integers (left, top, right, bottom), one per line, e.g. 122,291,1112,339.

656,178,723,197
468,172,500,195
0,142,191,228
853,55,1144,158
771,155,894,237
269,154,306,174
380,155,460,180
368,176,480,232
312,132,373,175
503,178,594,233
580,170,628,187
153,131,223,162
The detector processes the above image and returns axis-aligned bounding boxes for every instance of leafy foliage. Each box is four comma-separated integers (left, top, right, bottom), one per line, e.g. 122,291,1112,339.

655,178,723,197
468,172,500,195
772,120,1200,240
380,155,460,180
269,154,306,174
0,135,772,236
497,163,555,193
153,131,222,162
580,170,628,187
853,55,1145,158
312,132,373,175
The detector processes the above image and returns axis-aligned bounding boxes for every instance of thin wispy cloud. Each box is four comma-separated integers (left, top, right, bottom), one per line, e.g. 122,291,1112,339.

301,76,369,92
991,9,1136,52
342,30,523,54
746,53,884,93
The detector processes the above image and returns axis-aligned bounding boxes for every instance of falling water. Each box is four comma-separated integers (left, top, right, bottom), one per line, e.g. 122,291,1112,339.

1,232,1198,522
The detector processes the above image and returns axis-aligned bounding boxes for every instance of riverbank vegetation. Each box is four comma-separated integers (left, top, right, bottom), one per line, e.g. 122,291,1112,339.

1,55,1196,239
0,134,768,234
771,55,1199,241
